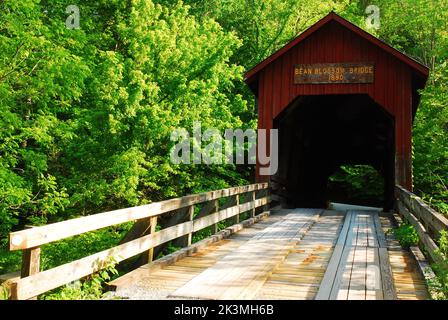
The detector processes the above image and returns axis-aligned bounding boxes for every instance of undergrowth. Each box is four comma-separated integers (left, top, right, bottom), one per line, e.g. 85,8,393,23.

41,257,119,300
428,230,448,300
393,223,419,248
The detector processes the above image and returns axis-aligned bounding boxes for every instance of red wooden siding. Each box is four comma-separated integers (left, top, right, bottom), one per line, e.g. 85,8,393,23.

247,14,429,190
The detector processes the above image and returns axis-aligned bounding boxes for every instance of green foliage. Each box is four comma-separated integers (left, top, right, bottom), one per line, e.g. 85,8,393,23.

0,0,447,300
0,0,250,247
328,165,384,206
373,0,448,71
192,227,213,244
41,256,119,300
413,63,448,215
177,0,351,69
393,224,419,249
0,284,8,300
0,249,21,276
428,230,448,300
40,225,131,270
157,242,182,259
371,0,448,215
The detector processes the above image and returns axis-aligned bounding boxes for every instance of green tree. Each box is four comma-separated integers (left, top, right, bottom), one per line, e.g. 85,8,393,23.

0,0,250,245
373,0,448,213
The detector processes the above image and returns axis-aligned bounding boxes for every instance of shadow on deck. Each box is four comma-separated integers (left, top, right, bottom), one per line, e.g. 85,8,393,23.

108,208,429,300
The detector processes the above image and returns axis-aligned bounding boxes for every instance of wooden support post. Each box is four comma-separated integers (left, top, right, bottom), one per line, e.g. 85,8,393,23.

187,205,195,246
19,226,41,278
213,200,219,234
235,195,240,224
16,245,41,300
251,191,256,218
148,216,158,263
21,247,41,278
263,189,270,213
10,226,41,300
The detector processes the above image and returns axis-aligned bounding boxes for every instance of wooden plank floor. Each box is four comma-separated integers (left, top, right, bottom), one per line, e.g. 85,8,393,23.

380,214,429,300
109,209,429,300
316,211,393,300
170,209,321,299
255,211,345,300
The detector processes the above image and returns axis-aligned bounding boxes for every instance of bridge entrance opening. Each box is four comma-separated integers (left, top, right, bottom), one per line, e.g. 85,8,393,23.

327,164,384,208
272,94,395,211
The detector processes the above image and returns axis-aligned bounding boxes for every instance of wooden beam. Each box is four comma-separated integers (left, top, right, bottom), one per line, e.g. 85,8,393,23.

378,247,396,300
409,246,438,299
396,201,441,263
13,226,41,300
10,183,269,250
373,213,387,248
395,185,448,239
0,272,20,285
193,197,269,232
21,247,40,278
213,200,219,234
11,220,194,300
187,206,194,246
148,216,158,263
251,191,256,218
235,195,240,224
152,207,190,261
17,246,41,300
10,195,271,300
316,211,353,300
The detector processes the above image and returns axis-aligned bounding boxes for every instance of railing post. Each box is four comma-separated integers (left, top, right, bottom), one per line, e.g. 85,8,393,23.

21,247,41,278
213,200,219,234
187,205,195,246
235,194,240,224
264,186,270,213
14,225,41,300
17,226,41,279
251,191,256,218
148,216,158,263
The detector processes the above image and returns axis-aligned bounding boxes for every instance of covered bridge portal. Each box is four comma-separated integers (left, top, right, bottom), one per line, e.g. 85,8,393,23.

245,12,429,211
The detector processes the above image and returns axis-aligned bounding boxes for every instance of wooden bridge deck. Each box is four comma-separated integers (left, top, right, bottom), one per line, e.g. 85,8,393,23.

109,209,429,300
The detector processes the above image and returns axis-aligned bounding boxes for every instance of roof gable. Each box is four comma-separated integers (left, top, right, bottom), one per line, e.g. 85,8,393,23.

244,12,429,85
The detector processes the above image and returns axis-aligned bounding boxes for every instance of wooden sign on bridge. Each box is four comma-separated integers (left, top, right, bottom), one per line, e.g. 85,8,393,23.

294,63,375,84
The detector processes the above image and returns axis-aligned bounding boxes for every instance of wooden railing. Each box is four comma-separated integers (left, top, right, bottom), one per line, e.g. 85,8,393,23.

395,185,448,263
7,183,270,300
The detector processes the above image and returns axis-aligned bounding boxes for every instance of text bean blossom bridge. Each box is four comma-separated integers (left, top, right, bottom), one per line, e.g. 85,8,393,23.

3,13,448,300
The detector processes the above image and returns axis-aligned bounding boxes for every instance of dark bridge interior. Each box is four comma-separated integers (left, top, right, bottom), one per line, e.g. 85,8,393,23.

272,94,395,211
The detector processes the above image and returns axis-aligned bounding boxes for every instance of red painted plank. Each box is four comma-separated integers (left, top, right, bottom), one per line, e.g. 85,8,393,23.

245,12,428,84
253,12,424,188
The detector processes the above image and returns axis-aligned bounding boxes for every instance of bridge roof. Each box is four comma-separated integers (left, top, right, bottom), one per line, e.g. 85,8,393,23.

244,12,429,89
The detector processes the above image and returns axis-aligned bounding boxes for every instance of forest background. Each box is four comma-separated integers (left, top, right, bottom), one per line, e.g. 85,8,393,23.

0,0,446,297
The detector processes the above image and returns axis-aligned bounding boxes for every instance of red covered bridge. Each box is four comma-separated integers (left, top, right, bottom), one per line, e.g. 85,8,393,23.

5,13,447,301
245,12,429,210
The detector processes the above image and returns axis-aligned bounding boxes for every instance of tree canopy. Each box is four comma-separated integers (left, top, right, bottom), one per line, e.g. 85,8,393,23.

0,0,446,249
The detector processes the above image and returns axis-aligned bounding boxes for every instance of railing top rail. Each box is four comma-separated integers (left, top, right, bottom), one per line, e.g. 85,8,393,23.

395,185,448,233
9,182,269,251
